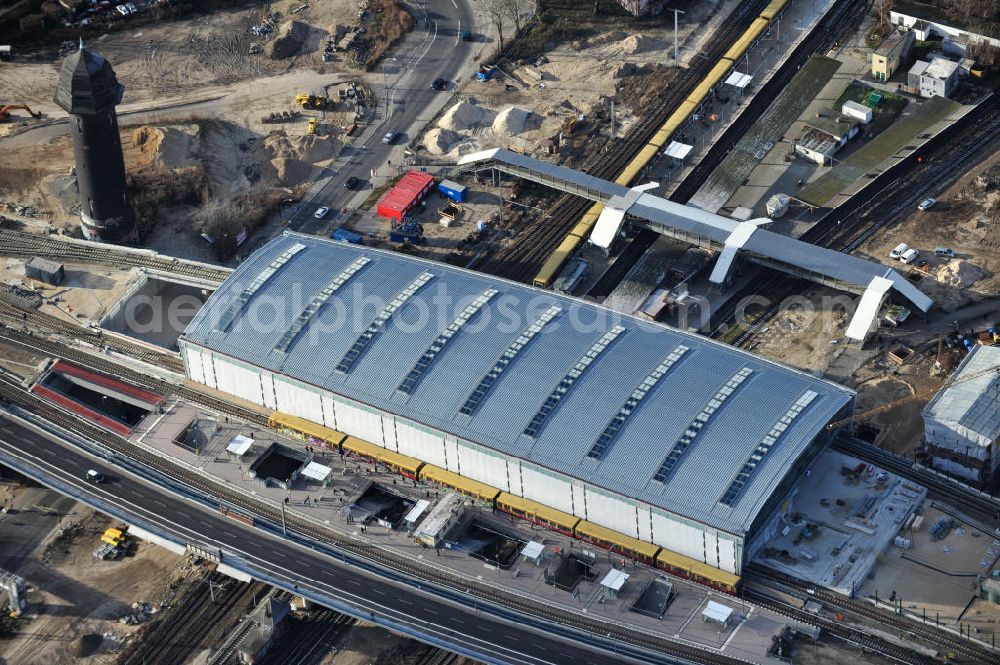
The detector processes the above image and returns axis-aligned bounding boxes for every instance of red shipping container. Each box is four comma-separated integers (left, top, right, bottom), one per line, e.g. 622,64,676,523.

376,170,435,221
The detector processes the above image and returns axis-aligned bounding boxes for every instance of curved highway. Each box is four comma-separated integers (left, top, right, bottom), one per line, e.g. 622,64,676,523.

290,0,478,234
0,415,692,665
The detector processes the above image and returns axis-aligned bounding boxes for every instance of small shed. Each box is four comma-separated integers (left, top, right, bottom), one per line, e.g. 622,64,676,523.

226,434,255,460
599,568,629,599
300,461,333,487
25,257,64,285
841,100,872,124
521,540,545,566
438,179,468,203
403,498,430,531
702,600,734,626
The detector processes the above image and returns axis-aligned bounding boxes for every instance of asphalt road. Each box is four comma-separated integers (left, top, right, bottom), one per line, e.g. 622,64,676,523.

0,415,675,665
290,0,477,235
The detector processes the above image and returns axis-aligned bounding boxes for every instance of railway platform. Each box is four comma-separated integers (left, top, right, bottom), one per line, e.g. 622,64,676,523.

132,397,798,665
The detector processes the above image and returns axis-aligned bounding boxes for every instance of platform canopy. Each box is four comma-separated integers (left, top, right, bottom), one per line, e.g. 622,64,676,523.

703,600,734,624
404,499,430,524
301,461,333,482
725,71,753,89
664,141,693,160
521,541,545,562
600,568,629,591
226,434,254,457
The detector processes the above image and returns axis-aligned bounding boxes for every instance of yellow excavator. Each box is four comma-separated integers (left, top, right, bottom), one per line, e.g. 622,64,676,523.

294,94,332,111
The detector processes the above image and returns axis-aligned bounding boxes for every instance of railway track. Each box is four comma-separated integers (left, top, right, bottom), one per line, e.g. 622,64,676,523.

588,0,865,299
0,227,231,284
742,586,941,665
474,0,773,283
0,299,186,373
747,564,1000,664
124,573,261,665
833,436,1000,523
262,609,356,665
0,325,268,426
0,371,743,665
711,97,1000,346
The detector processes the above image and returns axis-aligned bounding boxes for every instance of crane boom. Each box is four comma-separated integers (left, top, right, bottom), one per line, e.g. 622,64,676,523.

827,362,1000,431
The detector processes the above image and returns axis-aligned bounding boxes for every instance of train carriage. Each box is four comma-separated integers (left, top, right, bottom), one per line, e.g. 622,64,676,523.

268,411,346,447
656,548,741,594
496,492,581,536
574,520,661,566
723,17,770,63
341,436,424,479
418,464,501,503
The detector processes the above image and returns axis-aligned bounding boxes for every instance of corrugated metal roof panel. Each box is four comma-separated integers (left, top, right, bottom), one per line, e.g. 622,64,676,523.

183,233,855,535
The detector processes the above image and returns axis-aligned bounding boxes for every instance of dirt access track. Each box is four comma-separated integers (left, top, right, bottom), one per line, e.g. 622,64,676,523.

0,0,371,139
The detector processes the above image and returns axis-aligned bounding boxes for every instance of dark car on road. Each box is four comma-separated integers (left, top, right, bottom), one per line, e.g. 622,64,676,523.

345,176,360,190
431,78,448,91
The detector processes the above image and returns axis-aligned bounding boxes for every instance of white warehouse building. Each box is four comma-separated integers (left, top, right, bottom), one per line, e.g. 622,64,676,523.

180,233,855,574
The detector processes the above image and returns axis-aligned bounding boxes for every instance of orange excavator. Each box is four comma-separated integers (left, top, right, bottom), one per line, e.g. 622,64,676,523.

0,104,42,123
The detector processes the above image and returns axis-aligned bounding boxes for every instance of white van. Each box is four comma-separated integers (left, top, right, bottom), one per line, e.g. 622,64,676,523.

86,469,105,484
890,243,909,260
900,248,920,264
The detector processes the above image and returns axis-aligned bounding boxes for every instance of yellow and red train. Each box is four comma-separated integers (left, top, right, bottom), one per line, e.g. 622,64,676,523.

268,411,741,594
532,0,790,289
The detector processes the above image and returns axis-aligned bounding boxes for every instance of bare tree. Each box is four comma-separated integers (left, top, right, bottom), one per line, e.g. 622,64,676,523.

482,0,507,51
504,0,536,37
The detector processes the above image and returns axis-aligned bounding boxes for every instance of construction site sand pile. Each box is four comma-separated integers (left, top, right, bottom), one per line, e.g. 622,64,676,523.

492,106,533,136
423,128,461,156
936,259,986,288
621,33,653,55
270,158,313,186
132,126,199,169
262,131,339,164
270,20,310,59
439,101,494,132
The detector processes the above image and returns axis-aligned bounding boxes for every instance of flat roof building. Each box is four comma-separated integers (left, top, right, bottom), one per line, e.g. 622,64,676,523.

923,345,1000,486
181,234,856,573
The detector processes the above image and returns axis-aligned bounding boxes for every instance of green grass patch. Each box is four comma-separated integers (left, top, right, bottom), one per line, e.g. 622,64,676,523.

798,95,960,207
359,174,404,210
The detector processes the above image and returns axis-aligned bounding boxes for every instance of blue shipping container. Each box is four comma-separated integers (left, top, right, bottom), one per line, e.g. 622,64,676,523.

438,179,467,203
331,228,363,244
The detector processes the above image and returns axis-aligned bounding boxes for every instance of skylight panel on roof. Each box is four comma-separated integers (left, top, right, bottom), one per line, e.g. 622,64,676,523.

458,305,561,417
652,367,754,484
719,390,818,507
397,288,499,395
522,326,626,439
334,271,434,374
214,242,307,332
586,344,689,460
275,256,370,354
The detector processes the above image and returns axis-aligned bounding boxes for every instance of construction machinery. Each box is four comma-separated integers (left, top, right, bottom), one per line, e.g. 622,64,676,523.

0,104,41,123
306,118,317,135
93,525,130,560
295,94,332,111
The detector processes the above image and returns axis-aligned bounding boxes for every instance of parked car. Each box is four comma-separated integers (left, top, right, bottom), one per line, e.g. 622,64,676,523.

116,4,129,15
382,129,398,144
86,469,105,484
918,197,937,210
314,206,330,219
431,78,447,91
935,247,956,258
900,248,920,264
890,243,909,260
344,176,360,190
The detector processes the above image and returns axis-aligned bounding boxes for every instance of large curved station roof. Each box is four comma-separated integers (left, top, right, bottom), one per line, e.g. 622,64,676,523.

183,233,854,534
